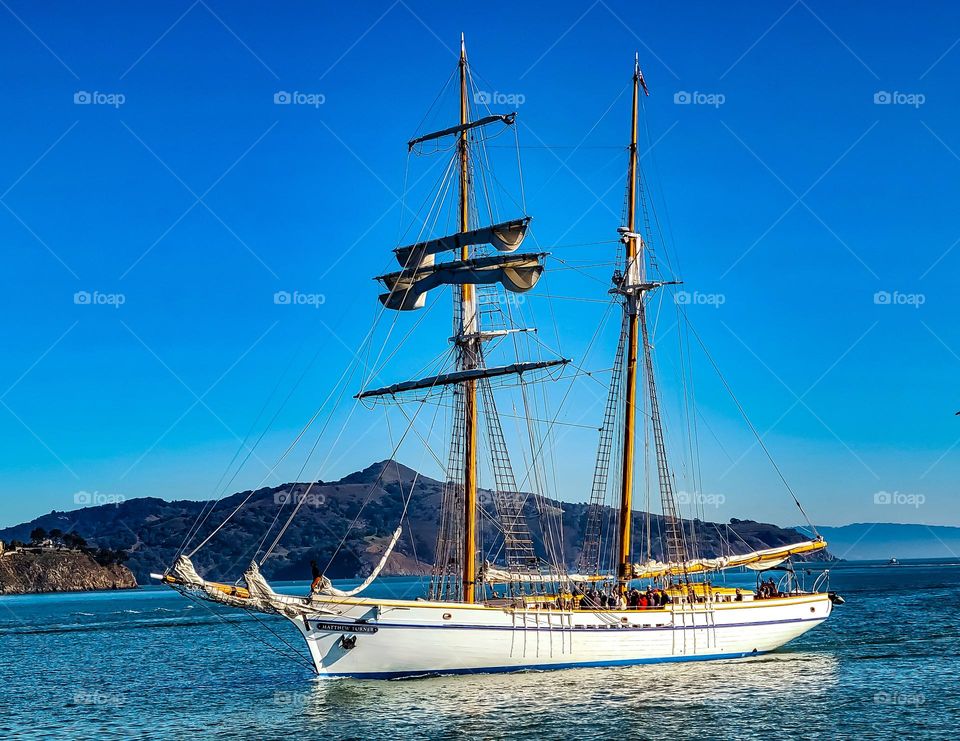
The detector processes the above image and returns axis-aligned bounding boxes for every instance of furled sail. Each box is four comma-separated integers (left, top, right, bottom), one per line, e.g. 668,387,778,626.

357,359,569,400
629,538,828,580
395,217,531,268
314,527,402,597
479,539,827,585
161,554,339,618
378,253,546,311
480,564,605,584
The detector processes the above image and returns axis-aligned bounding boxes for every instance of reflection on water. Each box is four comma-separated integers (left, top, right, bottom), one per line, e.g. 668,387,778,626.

293,652,839,739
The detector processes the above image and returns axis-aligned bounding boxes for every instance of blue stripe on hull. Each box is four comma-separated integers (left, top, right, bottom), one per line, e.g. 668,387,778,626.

319,650,771,679
308,615,826,635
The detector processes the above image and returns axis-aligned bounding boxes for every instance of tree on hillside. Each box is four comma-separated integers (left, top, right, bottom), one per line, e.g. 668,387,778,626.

93,547,130,566
29,527,47,544
49,529,63,542
63,532,87,550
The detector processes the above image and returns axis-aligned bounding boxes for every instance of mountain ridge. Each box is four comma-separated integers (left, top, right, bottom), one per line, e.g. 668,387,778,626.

0,460,831,584
801,522,960,561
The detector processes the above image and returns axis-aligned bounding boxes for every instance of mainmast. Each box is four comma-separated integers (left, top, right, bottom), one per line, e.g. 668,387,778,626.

613,57,688,579
458,34,479,603
616,56,642,590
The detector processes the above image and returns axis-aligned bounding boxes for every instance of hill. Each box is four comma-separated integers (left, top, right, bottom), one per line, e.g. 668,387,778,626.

0,460,825,584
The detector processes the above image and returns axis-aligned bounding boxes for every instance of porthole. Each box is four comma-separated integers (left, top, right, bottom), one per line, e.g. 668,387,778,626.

442,612,452,620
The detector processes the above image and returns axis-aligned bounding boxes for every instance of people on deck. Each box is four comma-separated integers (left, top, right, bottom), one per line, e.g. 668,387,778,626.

756,578,781,599
310,560,322,592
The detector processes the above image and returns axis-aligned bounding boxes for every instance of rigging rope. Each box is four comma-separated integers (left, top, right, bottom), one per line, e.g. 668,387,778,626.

334,412,419,569
180,590,315,673
187,348,350,559
319,381,446,574
679,312,820,537
173,339,322,561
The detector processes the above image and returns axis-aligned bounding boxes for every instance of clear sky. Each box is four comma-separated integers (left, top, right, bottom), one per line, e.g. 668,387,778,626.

1,1,958,531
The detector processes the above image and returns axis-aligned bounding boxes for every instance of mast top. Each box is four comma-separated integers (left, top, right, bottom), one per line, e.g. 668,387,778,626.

635,55,650,96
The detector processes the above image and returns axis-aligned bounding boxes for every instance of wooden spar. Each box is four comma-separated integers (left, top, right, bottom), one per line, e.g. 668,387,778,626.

407,113,516,150
356,359,569,400
617,56,642,591
459,34,479,604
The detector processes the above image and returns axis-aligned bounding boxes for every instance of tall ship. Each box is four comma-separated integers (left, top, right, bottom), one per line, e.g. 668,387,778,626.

158,38,836,678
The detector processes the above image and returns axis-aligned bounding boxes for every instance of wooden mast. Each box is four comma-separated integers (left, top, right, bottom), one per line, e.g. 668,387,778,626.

459,34,479,603
617,55,642,590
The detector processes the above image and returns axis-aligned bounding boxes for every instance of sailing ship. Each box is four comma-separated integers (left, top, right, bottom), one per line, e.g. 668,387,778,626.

157,39,836,678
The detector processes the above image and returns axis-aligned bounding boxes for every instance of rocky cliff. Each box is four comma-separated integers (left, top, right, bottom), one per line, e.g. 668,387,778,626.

0,549,138,594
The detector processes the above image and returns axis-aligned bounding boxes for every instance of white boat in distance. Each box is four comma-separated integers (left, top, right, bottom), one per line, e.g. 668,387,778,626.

159,37,838,679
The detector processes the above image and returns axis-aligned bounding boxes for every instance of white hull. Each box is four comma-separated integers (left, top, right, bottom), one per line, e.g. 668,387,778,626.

290,592,832,678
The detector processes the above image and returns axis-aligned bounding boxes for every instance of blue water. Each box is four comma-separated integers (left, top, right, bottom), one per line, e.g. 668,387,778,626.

1,562,958,740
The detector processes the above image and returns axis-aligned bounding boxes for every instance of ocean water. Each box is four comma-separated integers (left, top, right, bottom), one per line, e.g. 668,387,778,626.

1,562,958,740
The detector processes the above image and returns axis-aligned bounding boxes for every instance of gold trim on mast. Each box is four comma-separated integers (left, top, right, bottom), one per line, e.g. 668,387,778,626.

617,55,642,591
459,34,479,604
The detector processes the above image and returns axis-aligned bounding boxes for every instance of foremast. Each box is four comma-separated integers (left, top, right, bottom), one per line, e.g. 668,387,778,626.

457,35,480,604
363,37,560,604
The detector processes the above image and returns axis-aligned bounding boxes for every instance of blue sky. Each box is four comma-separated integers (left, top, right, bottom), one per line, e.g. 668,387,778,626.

1,1,959,531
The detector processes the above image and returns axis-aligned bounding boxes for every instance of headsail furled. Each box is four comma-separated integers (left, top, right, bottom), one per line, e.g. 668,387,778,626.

163,555,338,618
